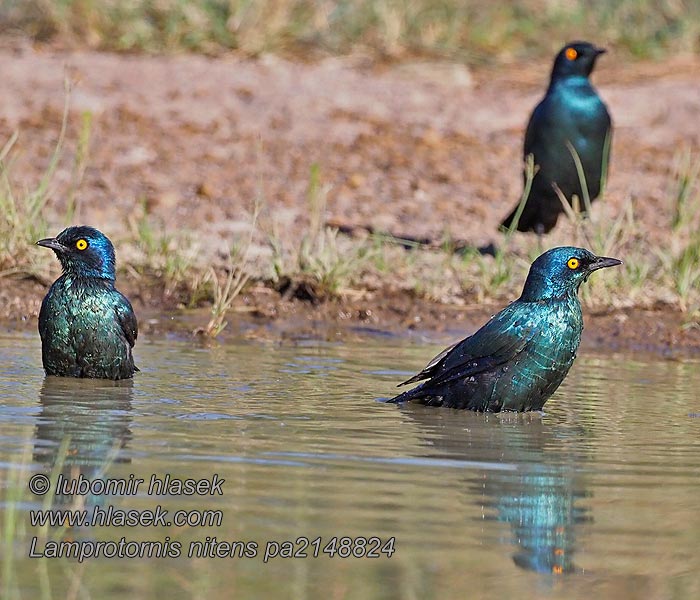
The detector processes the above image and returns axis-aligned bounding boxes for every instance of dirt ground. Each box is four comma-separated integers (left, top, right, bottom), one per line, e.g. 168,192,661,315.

1,44,699,353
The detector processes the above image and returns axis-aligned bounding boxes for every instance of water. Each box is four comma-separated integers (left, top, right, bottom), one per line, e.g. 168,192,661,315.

1,332,699,599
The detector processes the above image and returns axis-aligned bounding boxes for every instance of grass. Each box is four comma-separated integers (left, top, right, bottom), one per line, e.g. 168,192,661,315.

452,155,537,304
64,110,93,224
200,204,259,338
446,145,699,314
1,439,75,600
125,200,199,300
268,163,375,302
7,1,700,61
1,447,32,600
3,107,700,330
1,70,700,334
0,90,67,278
0,78,92,280
662,150,700,313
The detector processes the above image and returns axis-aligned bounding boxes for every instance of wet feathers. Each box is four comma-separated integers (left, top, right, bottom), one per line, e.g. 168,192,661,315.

37,226,138,380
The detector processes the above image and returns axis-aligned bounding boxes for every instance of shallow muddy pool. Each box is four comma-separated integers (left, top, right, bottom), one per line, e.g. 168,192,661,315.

1,331,699,599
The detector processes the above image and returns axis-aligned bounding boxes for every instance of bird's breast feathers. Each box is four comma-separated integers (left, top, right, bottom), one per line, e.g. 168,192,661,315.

518,298,582,357
46,277,123,322
550,79,608,118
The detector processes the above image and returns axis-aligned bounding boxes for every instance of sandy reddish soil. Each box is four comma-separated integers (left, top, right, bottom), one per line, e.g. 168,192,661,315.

1,45,699,352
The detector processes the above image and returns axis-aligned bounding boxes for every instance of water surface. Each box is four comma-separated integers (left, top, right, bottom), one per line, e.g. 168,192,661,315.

1,332,699,599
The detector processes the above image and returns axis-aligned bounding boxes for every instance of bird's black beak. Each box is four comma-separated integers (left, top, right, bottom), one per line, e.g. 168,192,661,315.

36,238,68,253
588,255,622,272
594,47,607,56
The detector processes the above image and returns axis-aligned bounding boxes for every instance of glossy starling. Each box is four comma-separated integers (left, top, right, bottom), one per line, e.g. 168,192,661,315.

501,42,612,233
37,226,138,380
389,247,621,411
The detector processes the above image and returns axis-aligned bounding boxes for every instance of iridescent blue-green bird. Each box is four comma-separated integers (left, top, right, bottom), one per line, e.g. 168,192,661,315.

37,226,138,380
502,42,611,234
389,247,620,411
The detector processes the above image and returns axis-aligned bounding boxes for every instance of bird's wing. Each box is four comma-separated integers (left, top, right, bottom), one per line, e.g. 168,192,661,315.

113,293,138,347
38,295,50,342
397,340,460,387
523,100,547,155
398,303,540,389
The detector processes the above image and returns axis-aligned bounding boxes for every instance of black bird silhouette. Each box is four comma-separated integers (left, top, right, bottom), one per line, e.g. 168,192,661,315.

502,41,612,233
388,247,621,411
37,226,138,380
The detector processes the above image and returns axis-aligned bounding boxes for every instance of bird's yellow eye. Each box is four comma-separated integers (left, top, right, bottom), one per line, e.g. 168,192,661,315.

567,257,580,270
76,239,88,251
565,47,578,61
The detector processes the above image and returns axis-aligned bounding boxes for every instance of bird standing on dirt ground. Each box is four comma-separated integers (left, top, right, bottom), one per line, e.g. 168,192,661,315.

37,226,138,380
501,41,612,234
388,247,621,411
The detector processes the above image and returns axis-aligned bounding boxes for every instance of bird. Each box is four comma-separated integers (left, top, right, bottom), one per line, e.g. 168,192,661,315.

36,226,138,380
388,247,621,411
501,41,612,234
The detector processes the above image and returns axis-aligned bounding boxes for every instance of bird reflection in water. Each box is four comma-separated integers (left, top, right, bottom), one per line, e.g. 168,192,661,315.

399,404,590,574
33,377,133,534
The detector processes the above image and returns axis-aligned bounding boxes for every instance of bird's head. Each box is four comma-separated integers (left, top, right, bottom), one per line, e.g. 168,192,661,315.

37,226,117,281
551,41,606,81
520,246,621,301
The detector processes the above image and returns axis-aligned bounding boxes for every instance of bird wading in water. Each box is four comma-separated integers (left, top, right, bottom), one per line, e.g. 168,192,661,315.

501,42,611,234
389,247,621,411
37,226,138,380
